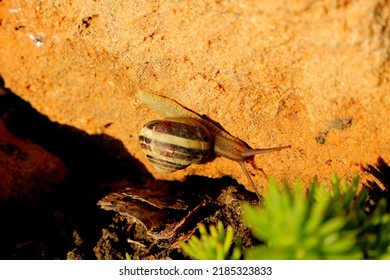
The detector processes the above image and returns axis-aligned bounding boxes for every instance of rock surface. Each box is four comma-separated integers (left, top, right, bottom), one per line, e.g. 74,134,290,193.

1,0,389,193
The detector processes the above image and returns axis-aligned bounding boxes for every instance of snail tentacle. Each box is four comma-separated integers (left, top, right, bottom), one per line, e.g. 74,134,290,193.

241,145,291,158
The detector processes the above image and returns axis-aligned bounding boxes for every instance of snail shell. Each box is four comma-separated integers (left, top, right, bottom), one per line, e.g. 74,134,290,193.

139,118,213,173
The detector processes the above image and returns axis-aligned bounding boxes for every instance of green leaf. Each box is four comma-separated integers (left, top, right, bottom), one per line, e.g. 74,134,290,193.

242,174,390,260
180,221,242,260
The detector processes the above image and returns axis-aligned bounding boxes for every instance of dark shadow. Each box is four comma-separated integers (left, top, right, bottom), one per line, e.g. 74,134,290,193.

0,81,148,259
0,94,147,185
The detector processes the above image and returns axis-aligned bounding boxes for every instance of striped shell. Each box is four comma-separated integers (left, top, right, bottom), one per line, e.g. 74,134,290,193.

139,118,213,173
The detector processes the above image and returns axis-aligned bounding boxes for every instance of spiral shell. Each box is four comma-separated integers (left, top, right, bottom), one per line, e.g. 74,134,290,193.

139,118,213,173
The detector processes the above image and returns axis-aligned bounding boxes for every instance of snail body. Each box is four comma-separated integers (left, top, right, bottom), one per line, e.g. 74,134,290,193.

137,90,290,197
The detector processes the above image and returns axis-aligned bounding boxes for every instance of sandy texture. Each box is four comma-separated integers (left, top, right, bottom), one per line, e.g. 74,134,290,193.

1,0,389,193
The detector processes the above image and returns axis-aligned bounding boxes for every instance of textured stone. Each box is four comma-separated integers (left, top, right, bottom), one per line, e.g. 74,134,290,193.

0,0,389,193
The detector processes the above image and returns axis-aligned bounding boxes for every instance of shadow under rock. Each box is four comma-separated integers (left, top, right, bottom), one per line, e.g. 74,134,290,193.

0,87,148,259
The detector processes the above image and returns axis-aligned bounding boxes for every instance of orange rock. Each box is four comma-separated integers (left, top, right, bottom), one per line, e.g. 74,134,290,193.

0,0,388,194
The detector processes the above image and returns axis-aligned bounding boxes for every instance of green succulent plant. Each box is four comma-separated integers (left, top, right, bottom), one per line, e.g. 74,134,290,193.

180,221,242,260
181,174,390,260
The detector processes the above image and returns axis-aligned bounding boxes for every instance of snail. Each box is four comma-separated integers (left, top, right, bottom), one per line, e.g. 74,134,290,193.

136,90,290,198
